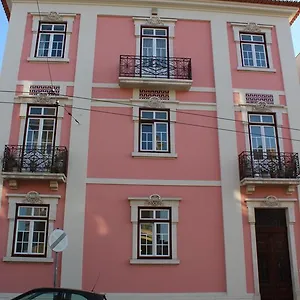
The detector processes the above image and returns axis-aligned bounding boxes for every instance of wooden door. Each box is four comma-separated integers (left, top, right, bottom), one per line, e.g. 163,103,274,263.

255,209,293,300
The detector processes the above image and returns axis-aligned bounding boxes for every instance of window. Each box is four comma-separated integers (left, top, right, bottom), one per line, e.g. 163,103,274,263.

36,23,67,58
248,113,278,159
139,109,170,152
231,23,275,72
13,204,49,256
25,105,57,153
138,208,171,258
240,33,268,68
140,27,169,78
129,195,180,264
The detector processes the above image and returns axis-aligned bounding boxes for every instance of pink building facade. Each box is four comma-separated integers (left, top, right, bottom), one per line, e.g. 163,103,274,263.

1,1,300,300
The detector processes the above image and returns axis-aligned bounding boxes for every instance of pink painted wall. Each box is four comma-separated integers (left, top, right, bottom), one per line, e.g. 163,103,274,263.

0,182,66,293
176,92,216,103
83,185,225,293
282,113,293,153
87,107,220,180
8,104,21,145
18,14,80,81
92,87,133,100
93,16,135,83
228,24,284,90
174,20,215,88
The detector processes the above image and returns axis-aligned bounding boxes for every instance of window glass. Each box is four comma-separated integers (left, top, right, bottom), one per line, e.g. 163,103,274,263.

141,111,154,119
41,24,53,31
155,29,167,36
154,112,168,120
140,210,154,219
249,115,261,123
53,24,65,31
19,206,33,216
240,34,252,41
253,35,264,42
262,115,274,123
30,107,43,115
143,29,154,35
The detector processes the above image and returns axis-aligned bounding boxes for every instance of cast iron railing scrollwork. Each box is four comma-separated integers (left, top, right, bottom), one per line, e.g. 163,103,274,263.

238,151,300,180
2,145,68,176
119,55,192,80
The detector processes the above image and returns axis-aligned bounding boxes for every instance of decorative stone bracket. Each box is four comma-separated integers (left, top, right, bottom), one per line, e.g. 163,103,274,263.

241,178,300,195
2,173,66,191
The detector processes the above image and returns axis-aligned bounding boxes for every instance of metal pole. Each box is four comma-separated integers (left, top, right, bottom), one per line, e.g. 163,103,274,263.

54,252,58,287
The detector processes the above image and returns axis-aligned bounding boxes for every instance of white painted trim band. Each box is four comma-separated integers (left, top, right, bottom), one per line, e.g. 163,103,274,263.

86,178,221,186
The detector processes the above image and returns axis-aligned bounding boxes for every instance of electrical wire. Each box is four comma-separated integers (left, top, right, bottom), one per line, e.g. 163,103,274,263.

0,88,299,136
35,0,80,125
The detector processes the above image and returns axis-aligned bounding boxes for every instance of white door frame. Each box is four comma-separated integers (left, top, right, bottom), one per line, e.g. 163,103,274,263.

246,197,300,300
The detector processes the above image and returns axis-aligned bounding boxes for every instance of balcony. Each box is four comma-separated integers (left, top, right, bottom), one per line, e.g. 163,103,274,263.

2,145,68,190
238,151,300,194
119,55,193,91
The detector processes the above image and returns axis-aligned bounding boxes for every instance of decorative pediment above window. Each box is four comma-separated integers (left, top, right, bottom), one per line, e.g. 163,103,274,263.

145,194,163,206
243,22,262,33
252,100,272,112
43,12,63,22
146,15,164,26
34,93,57,105
146,96,165,109
23,191,43,204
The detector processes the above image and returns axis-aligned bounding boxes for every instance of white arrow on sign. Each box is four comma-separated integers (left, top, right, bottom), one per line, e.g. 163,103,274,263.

49,229,68,252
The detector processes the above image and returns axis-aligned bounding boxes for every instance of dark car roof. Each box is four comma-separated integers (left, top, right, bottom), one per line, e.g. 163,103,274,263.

11,287,106,300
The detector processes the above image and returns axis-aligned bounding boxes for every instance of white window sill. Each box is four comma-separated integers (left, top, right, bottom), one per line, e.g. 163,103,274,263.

130,259,180,265
27,57,70,63
132,152,178,158
237,66,276,73
3,256,53,263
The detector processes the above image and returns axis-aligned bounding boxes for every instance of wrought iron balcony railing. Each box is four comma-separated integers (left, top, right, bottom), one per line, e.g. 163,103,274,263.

2,145,68,176
119,55,192,80
238,151,300,180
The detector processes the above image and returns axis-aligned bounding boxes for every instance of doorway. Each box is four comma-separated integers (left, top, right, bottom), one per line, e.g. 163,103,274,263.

255,208,293,300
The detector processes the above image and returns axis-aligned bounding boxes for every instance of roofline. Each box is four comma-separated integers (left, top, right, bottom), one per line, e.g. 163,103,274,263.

1,0,10,20
1,0,300,23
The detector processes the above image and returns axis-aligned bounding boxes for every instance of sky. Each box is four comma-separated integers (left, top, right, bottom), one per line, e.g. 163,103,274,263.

0,4,300,71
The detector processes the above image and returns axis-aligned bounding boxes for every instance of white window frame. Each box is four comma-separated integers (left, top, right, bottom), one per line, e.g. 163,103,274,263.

240,34,267,68
231,22,276,72
139,110,170,152
36,23,66,58
3,193,60,263
139,208,171,258
129,195,181,265
13,205,49,256
28,12,76,63
132,101,177,158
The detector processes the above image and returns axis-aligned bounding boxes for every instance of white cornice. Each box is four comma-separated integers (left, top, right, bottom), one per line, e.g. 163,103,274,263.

11,0,297,21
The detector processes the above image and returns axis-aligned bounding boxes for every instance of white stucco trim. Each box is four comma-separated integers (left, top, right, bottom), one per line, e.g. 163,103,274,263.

211,17,247,297
61,8,97,289
29,13,75,60
3,193,60,263
245,198,300,300
128,196,180,264
231,22,275,72
0,4,28,207
86,178,221,186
